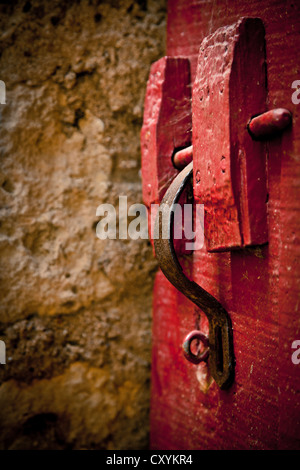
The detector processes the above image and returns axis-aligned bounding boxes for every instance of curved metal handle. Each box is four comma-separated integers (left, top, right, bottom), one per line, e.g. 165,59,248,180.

154,161,234,389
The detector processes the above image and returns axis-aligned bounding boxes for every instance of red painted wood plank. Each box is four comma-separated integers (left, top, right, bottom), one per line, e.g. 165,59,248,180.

141,56,191,208
141,57,192,253
141,56,192,253
193,18,268,251
148,0,300,450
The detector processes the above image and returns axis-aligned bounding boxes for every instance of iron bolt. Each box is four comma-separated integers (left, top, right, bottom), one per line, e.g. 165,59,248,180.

248,108,292,140
172,145,193,170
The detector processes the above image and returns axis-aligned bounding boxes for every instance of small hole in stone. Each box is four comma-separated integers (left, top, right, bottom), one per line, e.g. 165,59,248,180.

137,0,147,11
50,16,60,26
23,1,32,13
73,108,85,128
2,179,14,193
23,413,58,435
94,13,102,22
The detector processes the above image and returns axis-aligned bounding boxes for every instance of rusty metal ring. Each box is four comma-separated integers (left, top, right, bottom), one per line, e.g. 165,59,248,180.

182,330,209,365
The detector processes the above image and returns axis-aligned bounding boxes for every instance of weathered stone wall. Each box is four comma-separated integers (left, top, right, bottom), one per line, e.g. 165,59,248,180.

0,0,166,449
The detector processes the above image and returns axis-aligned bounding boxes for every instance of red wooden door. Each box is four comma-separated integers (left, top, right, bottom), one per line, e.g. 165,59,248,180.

141,0,300,450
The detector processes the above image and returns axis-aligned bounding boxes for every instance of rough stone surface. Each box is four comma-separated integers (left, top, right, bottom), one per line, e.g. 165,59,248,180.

0,0,166,450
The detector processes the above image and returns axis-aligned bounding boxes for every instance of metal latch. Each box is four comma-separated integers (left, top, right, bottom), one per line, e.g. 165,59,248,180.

141,17,292,391
154,161,234,389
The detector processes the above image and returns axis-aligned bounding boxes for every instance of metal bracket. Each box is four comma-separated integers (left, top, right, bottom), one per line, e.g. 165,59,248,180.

154,161,235,389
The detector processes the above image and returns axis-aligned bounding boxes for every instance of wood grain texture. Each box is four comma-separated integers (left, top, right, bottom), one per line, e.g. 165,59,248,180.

141,57,192,253
193,17,268,251
146,0,300,450
141,56,192,207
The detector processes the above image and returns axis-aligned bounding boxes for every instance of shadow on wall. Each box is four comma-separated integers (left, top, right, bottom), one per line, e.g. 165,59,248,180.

0,0,166,450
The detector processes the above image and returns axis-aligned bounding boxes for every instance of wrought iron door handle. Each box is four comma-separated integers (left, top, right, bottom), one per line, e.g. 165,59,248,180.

153,161,234,389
